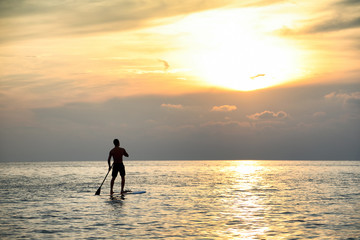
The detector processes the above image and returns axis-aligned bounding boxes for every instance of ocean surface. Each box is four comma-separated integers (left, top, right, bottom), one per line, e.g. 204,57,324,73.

0,160,359,239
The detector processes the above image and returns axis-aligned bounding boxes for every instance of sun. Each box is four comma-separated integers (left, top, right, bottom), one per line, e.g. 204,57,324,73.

172,9,302,91
195,34,299,91
199,45,299,90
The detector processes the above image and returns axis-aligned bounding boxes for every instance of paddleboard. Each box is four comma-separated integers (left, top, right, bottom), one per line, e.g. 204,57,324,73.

109,190,146,197
124,190,146,195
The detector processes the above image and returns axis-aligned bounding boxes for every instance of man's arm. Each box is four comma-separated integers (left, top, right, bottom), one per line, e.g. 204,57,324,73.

108,151,112,169
124,149,129,158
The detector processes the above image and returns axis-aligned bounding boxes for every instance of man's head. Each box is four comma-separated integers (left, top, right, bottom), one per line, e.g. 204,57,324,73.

113,139,120,146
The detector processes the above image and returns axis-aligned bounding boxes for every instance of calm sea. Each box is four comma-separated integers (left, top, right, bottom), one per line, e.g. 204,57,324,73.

0,160,359,239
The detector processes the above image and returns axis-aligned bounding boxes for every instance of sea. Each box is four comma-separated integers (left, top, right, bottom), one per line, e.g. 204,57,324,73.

0,160,359,240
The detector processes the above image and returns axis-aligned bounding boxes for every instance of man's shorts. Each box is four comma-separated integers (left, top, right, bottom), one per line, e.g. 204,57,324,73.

112,163,126,178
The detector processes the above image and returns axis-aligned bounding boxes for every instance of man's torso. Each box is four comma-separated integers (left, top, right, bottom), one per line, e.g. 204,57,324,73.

110,147,126,164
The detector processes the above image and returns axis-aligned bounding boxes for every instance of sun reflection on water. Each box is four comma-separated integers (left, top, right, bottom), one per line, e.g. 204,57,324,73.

230,160,261,174
217,161,269,239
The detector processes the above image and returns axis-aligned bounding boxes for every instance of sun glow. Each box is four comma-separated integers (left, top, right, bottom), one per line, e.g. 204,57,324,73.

192,11,301,91
195,35,300,91
158,9,303,91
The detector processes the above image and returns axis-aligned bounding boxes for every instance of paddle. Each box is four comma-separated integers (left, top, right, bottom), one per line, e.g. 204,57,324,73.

95,164,113,195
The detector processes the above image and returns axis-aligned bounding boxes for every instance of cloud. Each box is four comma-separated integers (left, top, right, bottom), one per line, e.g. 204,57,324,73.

325,91,360,101
325,91,360,109
161,103,183,109
230,0,287,8
1,84,360,161
277,16,360,36
250,74,265,80
325,91,360,100
275,0,360,37
158,59,170,71
0,0,235,42
336,0,360,7
247,110,288,120
0,0,305,43
211,105,237,112
306,17,360,34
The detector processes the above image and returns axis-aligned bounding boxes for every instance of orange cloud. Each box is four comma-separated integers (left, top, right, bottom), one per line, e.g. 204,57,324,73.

211,105,237,112
247,110,288,120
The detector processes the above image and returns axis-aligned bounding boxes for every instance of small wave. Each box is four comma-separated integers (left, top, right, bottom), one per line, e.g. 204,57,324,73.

226,220,244,226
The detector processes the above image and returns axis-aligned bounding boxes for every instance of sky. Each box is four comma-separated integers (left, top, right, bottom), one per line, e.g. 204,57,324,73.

0,0,359,161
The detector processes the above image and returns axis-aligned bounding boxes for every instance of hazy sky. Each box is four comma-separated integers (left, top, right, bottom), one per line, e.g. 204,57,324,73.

0,0,359,161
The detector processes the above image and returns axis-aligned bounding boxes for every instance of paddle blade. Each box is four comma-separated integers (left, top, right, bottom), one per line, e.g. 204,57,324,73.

95,187,101,195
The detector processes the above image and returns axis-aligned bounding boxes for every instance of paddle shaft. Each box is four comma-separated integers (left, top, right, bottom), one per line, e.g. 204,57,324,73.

95,164,113,195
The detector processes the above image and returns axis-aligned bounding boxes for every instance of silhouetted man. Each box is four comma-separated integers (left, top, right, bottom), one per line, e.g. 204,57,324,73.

108,139,129,195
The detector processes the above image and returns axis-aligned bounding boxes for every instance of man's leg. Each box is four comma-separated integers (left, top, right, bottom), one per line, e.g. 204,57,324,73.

110,165,118,195
120,164,126,194
121,176,125,194
110,177,116,195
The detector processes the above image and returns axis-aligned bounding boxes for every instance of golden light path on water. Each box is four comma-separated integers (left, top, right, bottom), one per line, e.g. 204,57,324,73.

218,161,269,238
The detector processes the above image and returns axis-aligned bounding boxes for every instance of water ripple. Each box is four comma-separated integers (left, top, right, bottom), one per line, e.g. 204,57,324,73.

0,160,359,239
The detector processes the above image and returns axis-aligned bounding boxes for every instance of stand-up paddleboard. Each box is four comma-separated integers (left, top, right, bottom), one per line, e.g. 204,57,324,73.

109,190,146,198
124,190,146,194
